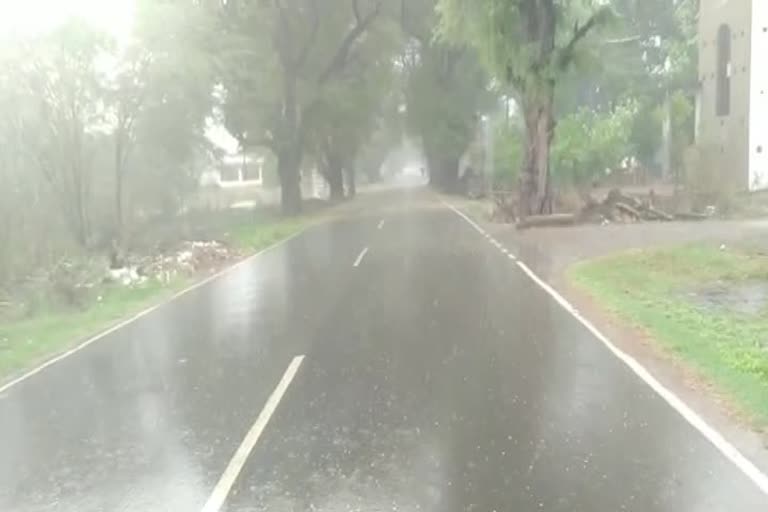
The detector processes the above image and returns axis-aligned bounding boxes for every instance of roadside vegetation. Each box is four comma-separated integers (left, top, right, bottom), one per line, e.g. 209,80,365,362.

570,244,768,426
438,0,699,218
0,0,408,380
0,0,753,431
0,209,321,381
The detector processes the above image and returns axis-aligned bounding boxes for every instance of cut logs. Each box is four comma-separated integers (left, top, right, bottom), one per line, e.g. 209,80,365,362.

513,188,696,229
578,188,676,224
517,213,577,230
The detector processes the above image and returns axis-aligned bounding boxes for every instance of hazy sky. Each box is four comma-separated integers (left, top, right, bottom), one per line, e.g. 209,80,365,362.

0,0,135,41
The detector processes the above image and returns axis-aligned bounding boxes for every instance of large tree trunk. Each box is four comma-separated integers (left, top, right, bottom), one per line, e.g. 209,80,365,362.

517,0,556,218
114,136,124,242
72,168,90,247
323,161,344,201
278,148,302,215
344,166,356,198
441,157,460,193
277,69,304,215
519,93,555,217
428,157,460,192
424,147,460,192
364,159,382,183
424,145,440,188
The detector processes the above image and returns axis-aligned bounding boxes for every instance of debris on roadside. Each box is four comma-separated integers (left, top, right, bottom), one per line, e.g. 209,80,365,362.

578,188,683,224
518,188,717,229
107,266,143,286
491,187,718,230
106,240,242,287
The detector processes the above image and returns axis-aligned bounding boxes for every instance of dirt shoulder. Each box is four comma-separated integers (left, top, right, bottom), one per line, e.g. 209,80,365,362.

453,197,768,475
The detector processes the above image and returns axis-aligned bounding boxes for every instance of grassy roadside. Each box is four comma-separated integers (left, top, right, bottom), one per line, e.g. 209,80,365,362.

569,243,768,427
0,213,320,383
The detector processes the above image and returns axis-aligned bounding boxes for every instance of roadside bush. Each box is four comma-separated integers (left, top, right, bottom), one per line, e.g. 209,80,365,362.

552,99,637,187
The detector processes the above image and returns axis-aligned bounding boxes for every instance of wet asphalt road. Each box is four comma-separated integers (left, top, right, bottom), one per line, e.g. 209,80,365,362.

1,187,767,511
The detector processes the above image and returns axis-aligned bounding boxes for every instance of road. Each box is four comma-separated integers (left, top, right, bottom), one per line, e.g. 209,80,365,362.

1,187,767,511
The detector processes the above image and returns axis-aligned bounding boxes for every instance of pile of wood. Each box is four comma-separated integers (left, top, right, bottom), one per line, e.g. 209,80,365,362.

490,190,518,223
515,188,709,229
579,188,676,223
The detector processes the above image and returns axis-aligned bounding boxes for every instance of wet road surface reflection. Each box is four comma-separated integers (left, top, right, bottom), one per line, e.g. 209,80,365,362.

1,192,766,511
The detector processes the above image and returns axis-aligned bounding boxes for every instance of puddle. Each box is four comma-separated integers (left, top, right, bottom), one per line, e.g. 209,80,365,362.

684,280,768,316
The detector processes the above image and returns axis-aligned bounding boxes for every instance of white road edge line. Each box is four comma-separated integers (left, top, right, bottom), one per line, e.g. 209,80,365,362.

440,198,768,496
353,247,370,267
378,219,386,230
201,355,305,512
0,230,308,396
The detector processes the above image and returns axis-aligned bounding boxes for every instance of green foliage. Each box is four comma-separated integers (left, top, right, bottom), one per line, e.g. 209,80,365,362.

304,16,402,178
0,278,188,379
556,0,698,175
214,0,395,209
0,210,316,380
631,89,695,176
394,0,491,188
355,90,405,181
570,243,768,426
553,100,637,184
437,0,614,213
559,0,697,111
437,0,613,95
404,42,491,188
406,49,483,155
492,121,523,188
0,0,220,290
628,98,663,167
668,89,694,176
124,0,218,215
229,215,313,251
8,20,114,245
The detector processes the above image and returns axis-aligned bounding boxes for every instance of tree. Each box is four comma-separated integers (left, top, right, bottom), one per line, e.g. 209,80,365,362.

356,86,405,183
552,99,637,186
406,46,489,191
109,47,151,239
113,0,217,225
218,0,385,214
556,0,698,175
400,0,491,192
305,15,401,199
13,21,112,246
0,0,221,285
437,0,612,215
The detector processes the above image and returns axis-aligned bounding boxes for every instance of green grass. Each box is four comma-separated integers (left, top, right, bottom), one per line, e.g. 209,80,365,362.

569,243,768,426
0,213,317,383
228,215,312,251
0,279,190,378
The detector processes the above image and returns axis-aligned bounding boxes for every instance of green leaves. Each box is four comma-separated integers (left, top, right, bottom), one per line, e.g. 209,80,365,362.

437,0,612,92
405,44,488,175
552,99,638,184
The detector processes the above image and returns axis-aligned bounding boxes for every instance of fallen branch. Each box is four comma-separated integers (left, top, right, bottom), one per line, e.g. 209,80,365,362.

646,205,674,221
674,211,709,221
615,202,642,219
517,213,577,230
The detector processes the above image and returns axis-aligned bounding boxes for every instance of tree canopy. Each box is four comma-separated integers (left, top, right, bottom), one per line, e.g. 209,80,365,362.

0,0,702,285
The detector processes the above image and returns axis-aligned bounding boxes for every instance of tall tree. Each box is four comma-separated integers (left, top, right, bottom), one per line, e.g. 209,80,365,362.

553,0,697,175
218,0,384,214
437,0,611,215
113,0,217,224
109,46,150,239
305,15,400,199
400,0,490,192
14,21,112,246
